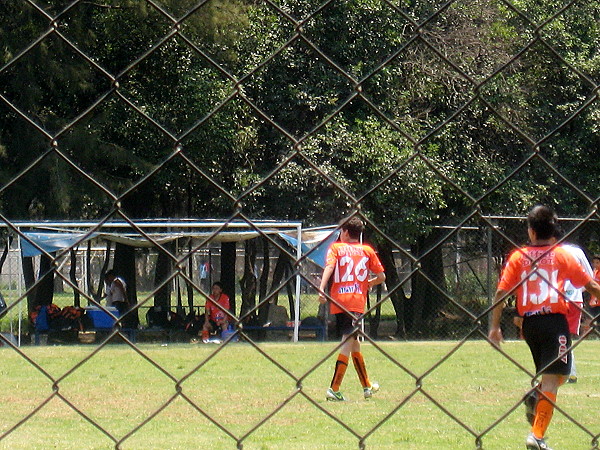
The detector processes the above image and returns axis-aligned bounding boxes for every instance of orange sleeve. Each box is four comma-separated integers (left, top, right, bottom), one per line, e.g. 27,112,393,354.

325,244,338,268
367,246,385,273
497,250,521,292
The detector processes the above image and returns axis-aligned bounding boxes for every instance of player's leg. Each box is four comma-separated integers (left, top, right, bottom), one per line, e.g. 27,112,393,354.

527,374,563,449
569,351,577,382
326,313,354,401
523,314,570,448
349,332,380,398
349,334,364,386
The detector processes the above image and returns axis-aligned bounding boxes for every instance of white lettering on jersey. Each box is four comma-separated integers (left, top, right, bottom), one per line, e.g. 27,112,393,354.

334,255,369,284
520,268,559,306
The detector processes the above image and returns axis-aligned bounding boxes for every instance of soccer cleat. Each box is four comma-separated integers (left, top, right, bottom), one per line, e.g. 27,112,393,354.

526,432,553,450
364,382,380,399
326,388,346,402
523,389,538,426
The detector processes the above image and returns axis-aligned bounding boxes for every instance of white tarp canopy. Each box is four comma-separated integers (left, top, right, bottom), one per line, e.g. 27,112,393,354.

19,224,339,261
20,230,282,257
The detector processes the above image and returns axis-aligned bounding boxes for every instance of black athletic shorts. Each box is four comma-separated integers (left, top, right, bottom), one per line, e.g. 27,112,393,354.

522,313,571,376
334,312,361,337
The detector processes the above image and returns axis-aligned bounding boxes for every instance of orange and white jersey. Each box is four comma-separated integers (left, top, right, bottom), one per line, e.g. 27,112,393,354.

498,245,591,317
560,243,593,304
326,242,385,315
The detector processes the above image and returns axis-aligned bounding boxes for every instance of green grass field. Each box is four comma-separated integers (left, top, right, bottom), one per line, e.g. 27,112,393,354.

0,339,599,449
0,290,400,333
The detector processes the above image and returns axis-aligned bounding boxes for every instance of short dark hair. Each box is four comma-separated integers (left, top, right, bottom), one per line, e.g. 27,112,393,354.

553,224,564,240
104,269,115,279
341,216,364,240
527,205,558,240
593,256,600,261
212,281,223,289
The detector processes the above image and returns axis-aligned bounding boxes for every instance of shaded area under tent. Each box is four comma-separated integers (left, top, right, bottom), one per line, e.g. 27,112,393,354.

3,221,339,344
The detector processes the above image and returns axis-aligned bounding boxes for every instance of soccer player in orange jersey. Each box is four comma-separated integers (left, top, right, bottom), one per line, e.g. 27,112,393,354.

318,216,386,401
488,205,600,450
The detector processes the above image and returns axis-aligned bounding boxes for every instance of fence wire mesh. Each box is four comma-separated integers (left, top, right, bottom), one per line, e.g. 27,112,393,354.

1,0,600,448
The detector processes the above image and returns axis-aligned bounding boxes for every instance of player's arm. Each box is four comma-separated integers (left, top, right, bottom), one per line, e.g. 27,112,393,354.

368,271,386,289
488,289,507,346
584,279,600,300
318,265,335,305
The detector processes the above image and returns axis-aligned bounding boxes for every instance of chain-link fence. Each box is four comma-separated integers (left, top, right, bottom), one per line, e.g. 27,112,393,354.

1,0,600,448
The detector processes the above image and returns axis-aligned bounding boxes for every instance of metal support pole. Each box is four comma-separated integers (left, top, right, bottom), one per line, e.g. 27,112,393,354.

293,223,302,342
17,228,22,347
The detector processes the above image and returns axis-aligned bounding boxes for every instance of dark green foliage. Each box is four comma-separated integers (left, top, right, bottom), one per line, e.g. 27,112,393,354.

2,0,599,335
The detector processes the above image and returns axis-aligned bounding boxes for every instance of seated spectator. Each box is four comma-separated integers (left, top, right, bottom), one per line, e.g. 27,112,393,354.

104,269,128,316
583,255,600,332
201,281,230,342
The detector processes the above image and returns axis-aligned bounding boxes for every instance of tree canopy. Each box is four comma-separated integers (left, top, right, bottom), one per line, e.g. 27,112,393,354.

2,0,599,334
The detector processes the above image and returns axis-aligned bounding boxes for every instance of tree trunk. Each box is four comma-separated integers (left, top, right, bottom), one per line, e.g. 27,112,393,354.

368,285,382,339
70,249,80,308
21,254,36,312
91,240,112,302
153,242,174,309
285,261,296,321
86,241,93,300
186,239,194,313
221,241,236,317
240,238,257,318
113,242,139,328
269,252,288,307
0,238,10,273
409,229,447,336
259,237,270,302
35,253,55,306
259,251,287,325
54,274,64,293
176,279,184,316
376,242,407,337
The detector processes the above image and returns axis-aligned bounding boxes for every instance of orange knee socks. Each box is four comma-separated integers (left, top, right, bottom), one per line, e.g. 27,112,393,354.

532,391,556,439
330,354,349,391
351,352,371,388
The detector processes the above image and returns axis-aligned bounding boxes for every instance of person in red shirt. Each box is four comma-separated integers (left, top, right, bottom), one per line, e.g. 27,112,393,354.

488,205,600,450
318,216,386,401
586,256,600,315
201,281,230,342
